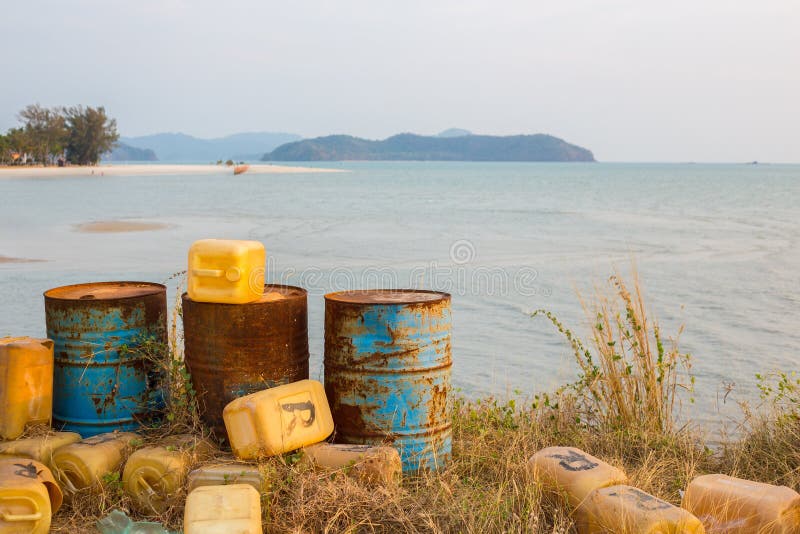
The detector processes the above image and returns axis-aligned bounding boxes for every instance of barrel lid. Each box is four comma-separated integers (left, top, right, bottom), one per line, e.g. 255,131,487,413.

325,289,450,305
258,284,306,302
44,281,166,301
181,284,307,305
0,336,51,347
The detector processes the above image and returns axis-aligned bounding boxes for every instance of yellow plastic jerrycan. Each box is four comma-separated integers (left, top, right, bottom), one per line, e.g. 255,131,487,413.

528,446,628,507
122,434,214,514
51,432,139,495
224,379,334,459
0,337,54,440
576,485,705,534
184,484,262,534
682,474,800,533
0,432,81,469
188,239,266,304
0,457,63,534
302,443,402,485
187,463,266,494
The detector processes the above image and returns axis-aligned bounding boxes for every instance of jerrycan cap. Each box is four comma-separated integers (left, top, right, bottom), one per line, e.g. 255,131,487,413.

225,267,241,282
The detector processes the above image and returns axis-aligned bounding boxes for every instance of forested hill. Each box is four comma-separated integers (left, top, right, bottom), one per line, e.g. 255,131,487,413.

105,143,158,161
262,133,595,162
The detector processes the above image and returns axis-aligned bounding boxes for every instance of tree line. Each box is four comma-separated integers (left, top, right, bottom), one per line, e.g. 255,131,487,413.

0,104,119,166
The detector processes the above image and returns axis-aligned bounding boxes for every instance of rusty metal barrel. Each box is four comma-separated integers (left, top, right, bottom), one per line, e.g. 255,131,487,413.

324,289,452,473
44,282,167,437
182,284,309,435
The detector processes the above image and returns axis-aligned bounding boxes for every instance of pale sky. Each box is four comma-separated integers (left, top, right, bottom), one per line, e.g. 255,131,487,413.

1,0,798,162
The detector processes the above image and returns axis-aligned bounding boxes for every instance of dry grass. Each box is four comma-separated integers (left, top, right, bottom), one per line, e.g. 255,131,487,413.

48,268,800,533
51,395,718,533
48,400,798,533
721,410,800,490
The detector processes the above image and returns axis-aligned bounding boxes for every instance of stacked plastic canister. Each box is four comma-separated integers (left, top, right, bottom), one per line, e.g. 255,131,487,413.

181,239,310,436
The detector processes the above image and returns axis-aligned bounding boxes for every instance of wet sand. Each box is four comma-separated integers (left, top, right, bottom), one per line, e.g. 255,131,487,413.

0,255,45,263
74,221,171,233
0,163,344,179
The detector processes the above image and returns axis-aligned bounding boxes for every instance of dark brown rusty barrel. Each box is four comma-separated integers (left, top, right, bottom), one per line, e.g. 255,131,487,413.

324,289,452,473
45,281,167,437
182,284,309,435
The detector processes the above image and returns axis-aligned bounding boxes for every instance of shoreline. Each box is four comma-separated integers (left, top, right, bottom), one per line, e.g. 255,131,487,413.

0,163,345,179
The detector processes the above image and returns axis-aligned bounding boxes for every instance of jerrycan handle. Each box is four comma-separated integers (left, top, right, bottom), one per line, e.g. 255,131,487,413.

192,268,224,277
192,267,241,282
0,495,43,521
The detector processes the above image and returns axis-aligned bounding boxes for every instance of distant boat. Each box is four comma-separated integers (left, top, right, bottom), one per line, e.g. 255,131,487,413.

233,164,250,175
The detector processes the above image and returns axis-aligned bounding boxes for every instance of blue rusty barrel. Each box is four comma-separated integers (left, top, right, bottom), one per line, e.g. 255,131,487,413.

44,282,167,436
324,289,452,473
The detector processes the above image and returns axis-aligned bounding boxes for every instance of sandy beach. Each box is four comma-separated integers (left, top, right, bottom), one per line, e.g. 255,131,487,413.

0,163,344,179
74,221,172,233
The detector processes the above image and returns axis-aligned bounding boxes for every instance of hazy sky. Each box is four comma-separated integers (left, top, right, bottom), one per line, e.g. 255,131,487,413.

1,0,798,162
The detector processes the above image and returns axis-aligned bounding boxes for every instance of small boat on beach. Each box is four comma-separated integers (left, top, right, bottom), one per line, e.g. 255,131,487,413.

233,164,250,175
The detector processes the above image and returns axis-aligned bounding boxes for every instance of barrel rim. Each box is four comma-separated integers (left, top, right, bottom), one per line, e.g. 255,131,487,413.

181,283,307,305
44,281,166,301
324,289,451,305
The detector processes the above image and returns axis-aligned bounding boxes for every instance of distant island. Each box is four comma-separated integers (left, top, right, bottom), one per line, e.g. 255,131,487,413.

106,143,158,162
20,125,594,163
262,132,594,162
121,132,301,162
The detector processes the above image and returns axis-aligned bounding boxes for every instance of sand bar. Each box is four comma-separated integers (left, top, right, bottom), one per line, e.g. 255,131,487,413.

75,221,171,233
0,255,45,263
0,163,344,179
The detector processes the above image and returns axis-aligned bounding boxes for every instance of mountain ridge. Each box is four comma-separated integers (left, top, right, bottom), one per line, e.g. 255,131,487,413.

121,131,301,161
437,128,473,138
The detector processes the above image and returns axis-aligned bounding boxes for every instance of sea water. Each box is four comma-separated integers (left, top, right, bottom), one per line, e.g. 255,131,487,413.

1,162,798,426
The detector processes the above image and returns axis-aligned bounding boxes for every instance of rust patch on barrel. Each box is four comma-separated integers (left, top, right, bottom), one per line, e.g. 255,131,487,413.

182,284,309,435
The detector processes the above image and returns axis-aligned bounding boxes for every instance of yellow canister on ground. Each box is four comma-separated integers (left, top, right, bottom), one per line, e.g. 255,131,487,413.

187,239,266,304
0,432,81,469
122,434,214,514
187,463,265,494
51,432,139,495
302,443,402,485
528,446,628,507
0,337,54,440
0,457,63,534
184,484,262,534
682,474,800,533
223,379,334,459
576,485,705,534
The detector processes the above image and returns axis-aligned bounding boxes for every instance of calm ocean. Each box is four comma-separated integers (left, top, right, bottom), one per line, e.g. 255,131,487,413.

2,162,798,427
